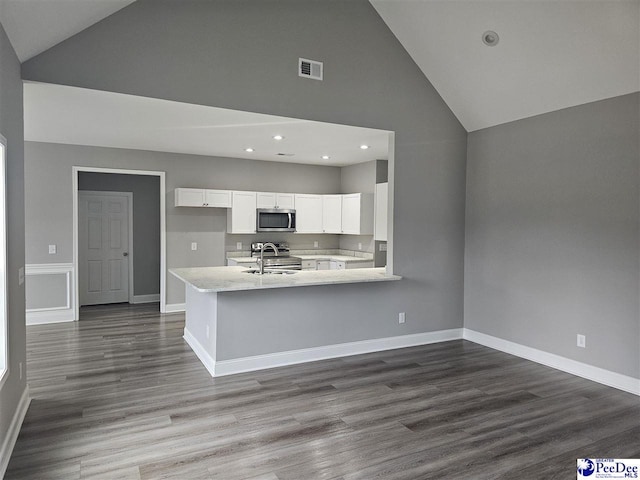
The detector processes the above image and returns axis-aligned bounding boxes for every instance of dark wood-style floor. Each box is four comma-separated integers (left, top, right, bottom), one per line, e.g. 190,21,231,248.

6,303,639,479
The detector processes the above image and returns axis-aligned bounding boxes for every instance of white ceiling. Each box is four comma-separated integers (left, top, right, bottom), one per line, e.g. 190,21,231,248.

371,0,640,131
24,82,391,167
2,0,640,133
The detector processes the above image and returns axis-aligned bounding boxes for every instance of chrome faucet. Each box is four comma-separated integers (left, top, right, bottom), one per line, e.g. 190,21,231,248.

257,242,279,275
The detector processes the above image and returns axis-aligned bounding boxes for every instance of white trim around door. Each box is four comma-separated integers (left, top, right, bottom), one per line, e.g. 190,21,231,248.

72,166,167,319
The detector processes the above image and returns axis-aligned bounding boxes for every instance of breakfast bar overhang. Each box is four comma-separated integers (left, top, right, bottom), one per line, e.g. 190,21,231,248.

170,266,402,377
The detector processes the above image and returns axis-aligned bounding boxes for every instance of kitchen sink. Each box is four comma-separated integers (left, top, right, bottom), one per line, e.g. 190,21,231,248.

243,269,299,275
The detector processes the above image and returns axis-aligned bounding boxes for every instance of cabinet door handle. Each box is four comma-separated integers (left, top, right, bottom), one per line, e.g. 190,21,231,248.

123,252,129,257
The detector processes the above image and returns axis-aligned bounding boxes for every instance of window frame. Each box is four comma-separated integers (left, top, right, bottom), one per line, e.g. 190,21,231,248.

0,134,7,389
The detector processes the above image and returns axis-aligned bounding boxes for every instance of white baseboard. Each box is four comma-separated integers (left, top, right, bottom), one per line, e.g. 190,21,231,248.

131,294,160,304
215,328,463,377
183,329,216,377
165,303,186,313
0,386,30,478
463,329,640,396
26,308,75,325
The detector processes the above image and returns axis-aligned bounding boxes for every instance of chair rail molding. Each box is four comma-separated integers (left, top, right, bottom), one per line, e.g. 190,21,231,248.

25,263,76,325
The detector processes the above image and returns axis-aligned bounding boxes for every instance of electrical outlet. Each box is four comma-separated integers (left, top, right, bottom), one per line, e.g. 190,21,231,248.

48,244,57,254
577,334,586,348
191,242,197,251
379,243,387,252
313,241,319,248
398,312,406,324
358,242,362,250
236,242,242,251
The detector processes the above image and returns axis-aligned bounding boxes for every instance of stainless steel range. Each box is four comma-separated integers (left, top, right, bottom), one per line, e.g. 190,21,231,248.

251,242,302,271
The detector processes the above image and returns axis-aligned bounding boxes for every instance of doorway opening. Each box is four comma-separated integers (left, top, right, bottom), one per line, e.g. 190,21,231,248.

72,167,166,319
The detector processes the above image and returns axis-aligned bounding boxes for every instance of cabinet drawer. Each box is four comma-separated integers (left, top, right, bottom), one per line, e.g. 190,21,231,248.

301,260,317,270
316,260,330,270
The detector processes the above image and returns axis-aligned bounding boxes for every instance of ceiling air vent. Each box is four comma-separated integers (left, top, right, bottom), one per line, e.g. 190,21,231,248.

299,58,323,81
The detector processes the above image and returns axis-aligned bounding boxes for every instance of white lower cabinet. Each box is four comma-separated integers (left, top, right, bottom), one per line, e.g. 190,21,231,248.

227,191,257,233
316,260,330,270
301,259,317,270
227,259,258,268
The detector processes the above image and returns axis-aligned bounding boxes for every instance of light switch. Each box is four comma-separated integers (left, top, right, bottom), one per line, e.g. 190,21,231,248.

18,267,24,285
313,241,319,248
48,244,56,254
191,242,198,251
236,242,242,251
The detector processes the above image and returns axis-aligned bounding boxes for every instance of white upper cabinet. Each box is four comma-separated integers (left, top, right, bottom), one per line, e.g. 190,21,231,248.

256,192,295,209
294,194,323,233
175,188,231,208
322,195,342,233
176,187,377,236
205,190,232,208
175,188,205,207
374,182,388,241
341,193,374,235
227,191,257,233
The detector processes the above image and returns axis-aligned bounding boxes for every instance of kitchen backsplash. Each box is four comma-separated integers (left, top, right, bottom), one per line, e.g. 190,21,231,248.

225,233,375,256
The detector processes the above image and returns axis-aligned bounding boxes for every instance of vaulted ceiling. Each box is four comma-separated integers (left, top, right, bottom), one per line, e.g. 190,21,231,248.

1,0,638,132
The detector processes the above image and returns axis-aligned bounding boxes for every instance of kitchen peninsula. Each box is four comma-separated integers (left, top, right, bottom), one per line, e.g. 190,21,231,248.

170,266,401,377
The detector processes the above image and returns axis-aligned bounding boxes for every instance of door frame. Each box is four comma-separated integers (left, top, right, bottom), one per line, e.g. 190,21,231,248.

78,190,134,306
72,166,166,319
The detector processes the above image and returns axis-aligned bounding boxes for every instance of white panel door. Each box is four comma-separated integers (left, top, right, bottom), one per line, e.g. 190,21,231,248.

228,191,257,233
294,194,323,233
256,192,277,208
322,195,342,233
275,193,295,209
79,192,130,306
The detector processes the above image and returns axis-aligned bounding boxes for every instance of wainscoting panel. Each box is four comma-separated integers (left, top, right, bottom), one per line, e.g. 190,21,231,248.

25,263,76,324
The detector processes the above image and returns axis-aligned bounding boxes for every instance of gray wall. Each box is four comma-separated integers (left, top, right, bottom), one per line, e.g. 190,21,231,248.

25,142,343,304
0,21,26,460
21,0,467,343
78,172,161,296
465,93,640,379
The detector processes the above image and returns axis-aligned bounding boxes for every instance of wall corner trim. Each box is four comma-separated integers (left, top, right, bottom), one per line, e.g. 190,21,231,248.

463,329,640,396
0,385,31,478
214,328,464,377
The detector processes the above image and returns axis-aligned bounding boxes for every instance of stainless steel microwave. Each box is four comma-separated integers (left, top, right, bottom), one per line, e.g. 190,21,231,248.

256,208,296,232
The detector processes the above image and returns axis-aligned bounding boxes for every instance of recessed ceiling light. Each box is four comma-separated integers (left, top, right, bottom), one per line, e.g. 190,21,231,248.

245,147,254,152
482,30,499,47
273,135,284,141
321,155,330,160
360,145,369,150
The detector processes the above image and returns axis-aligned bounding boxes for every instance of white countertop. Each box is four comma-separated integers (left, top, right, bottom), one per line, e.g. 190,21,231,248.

170,266,401,293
